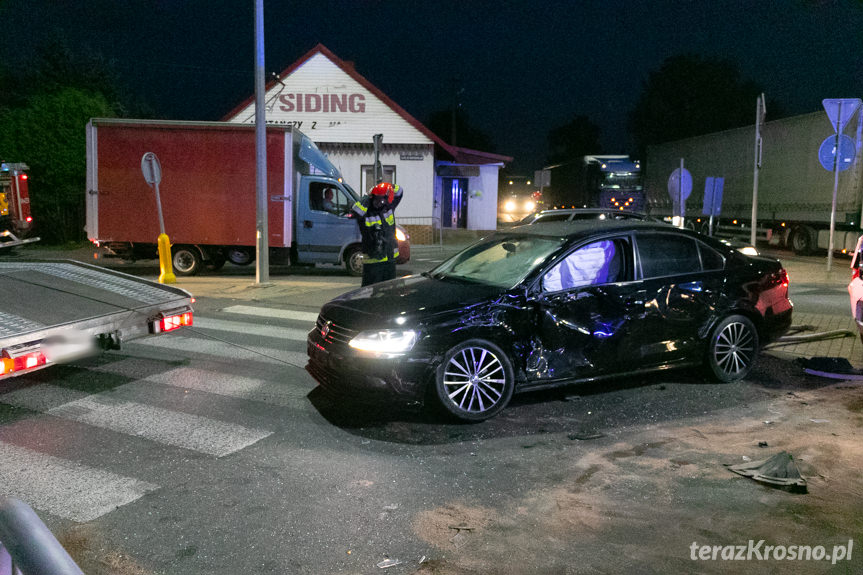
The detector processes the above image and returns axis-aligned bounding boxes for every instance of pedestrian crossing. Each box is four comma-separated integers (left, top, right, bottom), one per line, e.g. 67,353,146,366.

0,302,323,523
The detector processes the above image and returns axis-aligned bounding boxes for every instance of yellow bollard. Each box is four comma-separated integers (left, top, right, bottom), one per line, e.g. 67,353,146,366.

157,233,176,284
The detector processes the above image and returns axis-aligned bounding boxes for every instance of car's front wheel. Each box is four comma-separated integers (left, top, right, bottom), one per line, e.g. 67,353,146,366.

435,339,515,422
705,314,759,382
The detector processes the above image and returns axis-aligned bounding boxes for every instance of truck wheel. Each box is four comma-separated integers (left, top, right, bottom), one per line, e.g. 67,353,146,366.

227,247,254,266
790,226,813,255
205,254,226,272
344,246,363,276
172,245,202,276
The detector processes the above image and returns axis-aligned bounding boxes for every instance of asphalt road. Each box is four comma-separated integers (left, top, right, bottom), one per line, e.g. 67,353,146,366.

0,245,860,574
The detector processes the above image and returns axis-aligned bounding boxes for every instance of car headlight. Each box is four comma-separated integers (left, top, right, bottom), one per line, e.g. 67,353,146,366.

504,200,516,212
525,200,535,212
395,227,407,242
737,246,759,256
349,330,417,355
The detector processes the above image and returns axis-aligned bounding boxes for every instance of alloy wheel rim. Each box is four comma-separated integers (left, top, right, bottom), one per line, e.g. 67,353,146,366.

714,322,755,376
443,347,506,413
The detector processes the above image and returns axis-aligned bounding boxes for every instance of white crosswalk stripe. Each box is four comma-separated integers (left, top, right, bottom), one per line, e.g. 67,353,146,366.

0,441,158,522
0,303,321,522
0,385,273,457
193,316,310,341
220,305,319,324
131,334,308,367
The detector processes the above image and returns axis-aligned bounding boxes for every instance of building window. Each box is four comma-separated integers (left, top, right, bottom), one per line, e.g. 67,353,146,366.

361,165,396,194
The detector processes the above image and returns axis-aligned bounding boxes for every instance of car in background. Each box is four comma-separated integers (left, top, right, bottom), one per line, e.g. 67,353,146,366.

307,220,793,421
849,235,863,342
519,208,655,225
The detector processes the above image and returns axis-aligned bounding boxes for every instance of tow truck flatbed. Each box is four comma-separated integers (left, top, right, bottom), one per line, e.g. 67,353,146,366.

0,260,193,378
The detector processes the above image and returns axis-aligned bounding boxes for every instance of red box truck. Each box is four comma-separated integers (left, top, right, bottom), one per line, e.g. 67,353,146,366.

85,119,405,276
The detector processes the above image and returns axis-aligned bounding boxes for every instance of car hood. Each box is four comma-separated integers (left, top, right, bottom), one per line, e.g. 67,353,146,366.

320,274,505,330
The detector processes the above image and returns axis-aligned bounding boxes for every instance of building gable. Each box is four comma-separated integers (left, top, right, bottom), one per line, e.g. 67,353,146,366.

224,46,435,145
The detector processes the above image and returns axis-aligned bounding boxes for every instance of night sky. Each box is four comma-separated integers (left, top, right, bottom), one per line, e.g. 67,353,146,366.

2,0,862,171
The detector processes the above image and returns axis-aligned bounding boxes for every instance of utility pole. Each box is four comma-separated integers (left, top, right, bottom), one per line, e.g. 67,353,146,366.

751,93,765,247
253,0,269,284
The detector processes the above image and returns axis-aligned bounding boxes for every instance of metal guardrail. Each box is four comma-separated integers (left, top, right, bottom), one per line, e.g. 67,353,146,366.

0,497,83,575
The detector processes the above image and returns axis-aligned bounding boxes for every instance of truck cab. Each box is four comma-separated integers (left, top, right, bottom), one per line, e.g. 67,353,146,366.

295,176,361,268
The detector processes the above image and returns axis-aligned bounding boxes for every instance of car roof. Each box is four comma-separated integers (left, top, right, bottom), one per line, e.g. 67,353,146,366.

534,208,645,216
504,219,678,240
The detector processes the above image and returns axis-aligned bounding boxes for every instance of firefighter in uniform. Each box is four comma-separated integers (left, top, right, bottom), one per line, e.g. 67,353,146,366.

350,182,403,286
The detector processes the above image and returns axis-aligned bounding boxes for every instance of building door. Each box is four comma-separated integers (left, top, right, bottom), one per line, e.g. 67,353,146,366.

442,178,468,228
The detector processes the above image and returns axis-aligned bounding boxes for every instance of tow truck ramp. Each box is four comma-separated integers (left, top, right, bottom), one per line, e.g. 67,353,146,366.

0,260,193,379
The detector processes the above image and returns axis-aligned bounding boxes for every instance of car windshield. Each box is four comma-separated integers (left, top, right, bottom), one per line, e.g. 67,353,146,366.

430,235,565,289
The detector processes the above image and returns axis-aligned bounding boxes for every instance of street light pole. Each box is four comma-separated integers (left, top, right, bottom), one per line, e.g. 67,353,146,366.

254,0,269,284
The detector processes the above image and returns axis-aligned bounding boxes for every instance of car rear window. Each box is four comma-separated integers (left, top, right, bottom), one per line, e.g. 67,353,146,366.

637,234,701,278
698,242,725,271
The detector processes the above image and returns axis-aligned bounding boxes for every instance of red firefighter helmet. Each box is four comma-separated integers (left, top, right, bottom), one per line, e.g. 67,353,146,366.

371,182,395,202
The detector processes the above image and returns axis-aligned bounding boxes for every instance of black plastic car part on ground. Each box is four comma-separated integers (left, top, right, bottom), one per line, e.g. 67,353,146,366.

306,220,793,421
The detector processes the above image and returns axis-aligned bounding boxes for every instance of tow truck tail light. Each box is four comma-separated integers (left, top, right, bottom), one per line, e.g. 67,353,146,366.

0,351,47,377
151,311,193,334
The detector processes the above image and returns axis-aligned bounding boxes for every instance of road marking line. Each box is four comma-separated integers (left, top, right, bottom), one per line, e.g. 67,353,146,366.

0,385,272,457
132,335,308,367
144,367,310,406
194,317,309,341
220,305,319,323
0,441,158,522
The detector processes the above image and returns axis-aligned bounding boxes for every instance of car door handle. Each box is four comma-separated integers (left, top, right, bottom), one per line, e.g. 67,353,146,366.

624,290,647,309
304,220,313,229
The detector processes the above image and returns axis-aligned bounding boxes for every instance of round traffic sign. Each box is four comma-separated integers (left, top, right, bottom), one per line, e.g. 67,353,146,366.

818,134,856,172
667,167,692,201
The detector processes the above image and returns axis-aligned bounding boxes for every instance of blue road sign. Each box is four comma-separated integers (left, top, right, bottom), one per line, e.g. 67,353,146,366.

823,98,862,132
667,168,692,201
702,177,724,216
818,134,856,172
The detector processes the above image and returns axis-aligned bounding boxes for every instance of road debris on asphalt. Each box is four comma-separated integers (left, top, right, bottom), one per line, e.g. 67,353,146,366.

377,558,403,568
795,357,863,380
725,451,808,493
568,432,605,441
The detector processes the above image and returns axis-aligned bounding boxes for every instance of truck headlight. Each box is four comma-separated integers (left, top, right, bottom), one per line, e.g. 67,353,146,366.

349,330,417,355
395,227,407,242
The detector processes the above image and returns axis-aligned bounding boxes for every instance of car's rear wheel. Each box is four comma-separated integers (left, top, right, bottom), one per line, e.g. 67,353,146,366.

435,339,515,422
705,314,759,382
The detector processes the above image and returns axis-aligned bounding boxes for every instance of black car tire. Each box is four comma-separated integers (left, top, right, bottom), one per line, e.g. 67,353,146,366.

705,314,759,382
172,245,202,276
435,339,515,422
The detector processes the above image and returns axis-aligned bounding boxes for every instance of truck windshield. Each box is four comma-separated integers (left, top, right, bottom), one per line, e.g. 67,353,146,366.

342,183,360,203
299,135,340,179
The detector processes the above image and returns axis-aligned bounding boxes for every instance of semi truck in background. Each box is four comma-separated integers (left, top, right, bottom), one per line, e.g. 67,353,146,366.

583,155,645,212
86,119,408,276
0,162,40,249
644,111,863,255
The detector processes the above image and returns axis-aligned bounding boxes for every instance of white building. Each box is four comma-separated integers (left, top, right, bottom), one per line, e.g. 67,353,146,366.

223,44,510,242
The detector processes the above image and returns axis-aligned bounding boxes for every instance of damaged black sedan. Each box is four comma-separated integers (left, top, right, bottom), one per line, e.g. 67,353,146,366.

306,221,792,421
